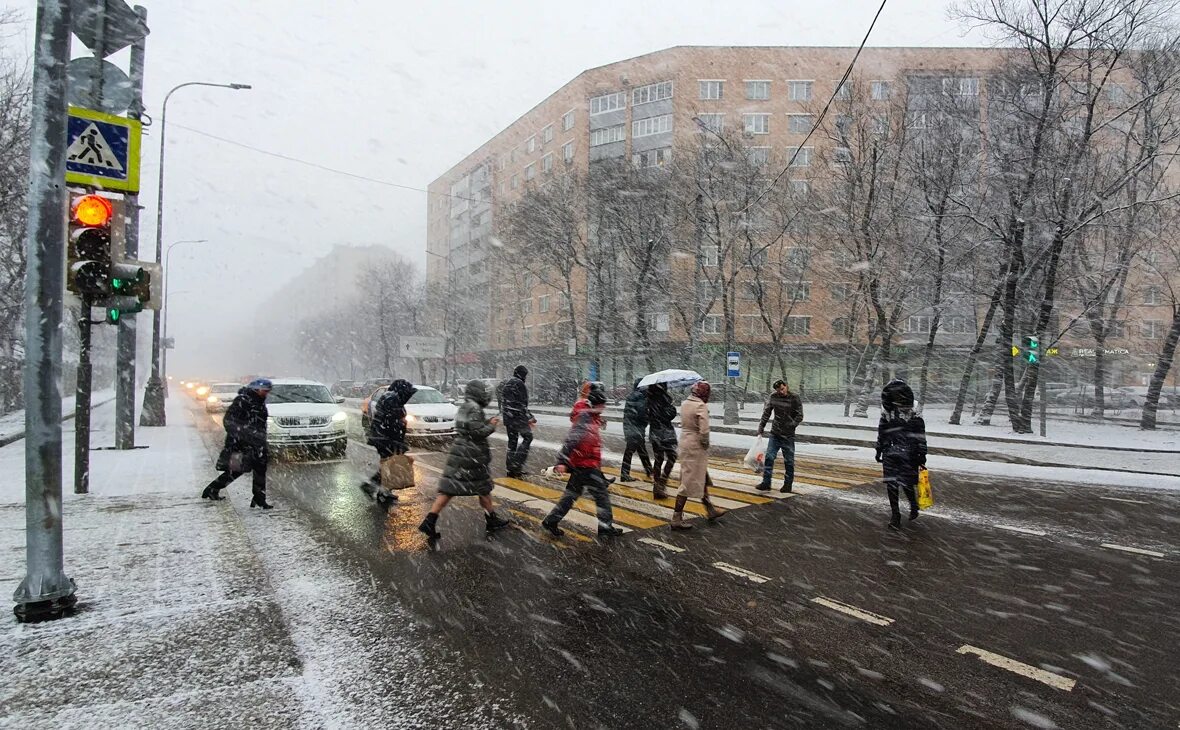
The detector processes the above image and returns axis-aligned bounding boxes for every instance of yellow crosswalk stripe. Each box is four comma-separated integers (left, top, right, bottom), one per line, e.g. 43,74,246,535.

506,508,592,543
495,477,667,530
600,467,772,506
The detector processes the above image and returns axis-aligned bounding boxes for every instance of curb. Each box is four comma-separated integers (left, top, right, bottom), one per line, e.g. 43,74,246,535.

0,396,118,449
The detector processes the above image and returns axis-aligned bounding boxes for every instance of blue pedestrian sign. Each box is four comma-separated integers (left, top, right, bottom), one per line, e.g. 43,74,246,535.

726,351,741,378
65,106,142,193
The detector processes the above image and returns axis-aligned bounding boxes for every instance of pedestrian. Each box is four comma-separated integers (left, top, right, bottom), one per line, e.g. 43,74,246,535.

500,364,536,478
360,378,416,502
541,382,624,539
620,380,654,486
201,378,274,509
671,381,727,530
875,379,927,531
418,379,511,540
646,381,678,498
756,379,804,493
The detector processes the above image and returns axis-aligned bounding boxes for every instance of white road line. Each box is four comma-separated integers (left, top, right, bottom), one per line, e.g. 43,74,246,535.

1100,543,1166,558
811,597,895,627
637,537,686,553
711,562,771,584
956,645,1076,691
1098,496,1150,505
994,524,1048,537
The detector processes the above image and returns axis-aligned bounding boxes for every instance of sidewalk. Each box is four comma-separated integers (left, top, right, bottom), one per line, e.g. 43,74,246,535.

0,398,305,727
0,388,116,447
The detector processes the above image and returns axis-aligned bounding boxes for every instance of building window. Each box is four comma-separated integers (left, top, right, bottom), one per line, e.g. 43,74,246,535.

788,281,812,301
830,282,852,301
905,315,931,334
785,247,811,269
1144,320,1164,339
784,316,811,336
525,162,536,181
633,114,673,137
589,91,625,115
589,125,625,147
526,136,536,153
787,114,813,134
633,147,672,168
541,125,554,144
744,315,770,336
945,316,970,334
907,111,928,129
562,141,575,163
835,81,851,100
832,317,849,336
943,77,979,96
632,80,673,105
871,115,889,135
702,314,722,335
1145,286,1162,305
541,154,553,173
562,109,575,131
511,174,519,189
646,312,670,332
790,179,810,196
787,146,813,167
538,294,550,313
747,249,769,268
871,81,891,100
747,147,770,166
743,113,770,135
696,113,724,134
699,80,724,100
703,245,719,267
833,147,852,164
521,299,532,316
789,80,813,102
740,281,760,300
746,80,770,100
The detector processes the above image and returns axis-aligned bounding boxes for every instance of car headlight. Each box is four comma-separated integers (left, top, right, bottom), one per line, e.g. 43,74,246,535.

331,411,347,423
267,417,280,432
207,395,219,403
405,414,419,425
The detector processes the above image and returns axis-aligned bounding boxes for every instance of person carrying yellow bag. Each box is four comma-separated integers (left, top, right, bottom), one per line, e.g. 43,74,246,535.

875,379,928,531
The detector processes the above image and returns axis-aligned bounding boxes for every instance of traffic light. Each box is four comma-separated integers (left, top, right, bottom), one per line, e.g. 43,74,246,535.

102,296,143,324
67,194,114,298
1023,335,1040,364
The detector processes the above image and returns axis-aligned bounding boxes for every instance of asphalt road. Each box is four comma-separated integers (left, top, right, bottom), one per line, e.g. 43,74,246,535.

192,400,1180,729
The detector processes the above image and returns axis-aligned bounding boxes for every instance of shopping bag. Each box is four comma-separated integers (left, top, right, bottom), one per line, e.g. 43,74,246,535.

917,467,934,509
380,454,416,489
743,435,767,472
216,450,246,473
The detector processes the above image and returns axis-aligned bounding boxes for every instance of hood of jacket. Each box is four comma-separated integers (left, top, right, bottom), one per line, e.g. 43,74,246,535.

386,379,417,407
513,365,528,381
465,379,491,407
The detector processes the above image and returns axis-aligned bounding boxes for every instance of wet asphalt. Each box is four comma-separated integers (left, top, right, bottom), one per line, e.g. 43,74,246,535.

191,401,1180,729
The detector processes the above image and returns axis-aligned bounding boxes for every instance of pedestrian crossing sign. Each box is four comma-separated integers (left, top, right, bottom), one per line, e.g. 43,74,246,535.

65,106,141,192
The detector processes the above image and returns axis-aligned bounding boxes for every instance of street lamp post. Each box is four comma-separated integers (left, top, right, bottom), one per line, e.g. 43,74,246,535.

161,239,207,390
141,81,251,427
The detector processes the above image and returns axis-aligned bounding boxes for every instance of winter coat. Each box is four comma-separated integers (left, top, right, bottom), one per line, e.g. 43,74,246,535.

219,388,269,470
557,404,604,470
622,388,649,444
678,395,710,498
500,375,533,430
876,410,927,486
368,379,415,459
438,380,497,497
759,391,804,438
646,385,678,452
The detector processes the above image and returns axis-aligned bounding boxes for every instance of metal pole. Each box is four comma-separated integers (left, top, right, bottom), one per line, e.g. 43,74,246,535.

14,0,76,623
1040,357,1048,438
114,6,147,448
74,312,92,493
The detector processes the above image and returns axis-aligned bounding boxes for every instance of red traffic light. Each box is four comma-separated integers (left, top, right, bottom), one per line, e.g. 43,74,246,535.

71,194,113,227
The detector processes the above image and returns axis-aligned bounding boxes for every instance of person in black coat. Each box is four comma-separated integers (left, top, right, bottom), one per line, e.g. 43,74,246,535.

646,382,678,494
875,379,927,530
620,380,654,486
360,378,416,500
202,378,274,508
500,364,536,477
418,379,510,541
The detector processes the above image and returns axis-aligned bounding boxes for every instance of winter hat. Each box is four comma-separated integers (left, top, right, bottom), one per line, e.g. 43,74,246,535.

587,382,607,406
691,381,712,402
514,365,529,381
881,379,915,411
248,378,273,391
579,381,592,399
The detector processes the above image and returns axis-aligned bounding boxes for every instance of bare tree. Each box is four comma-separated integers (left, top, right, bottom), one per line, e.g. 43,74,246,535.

0,10,30,411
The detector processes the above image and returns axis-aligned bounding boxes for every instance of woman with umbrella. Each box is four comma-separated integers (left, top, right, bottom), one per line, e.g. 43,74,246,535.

639,369,700,500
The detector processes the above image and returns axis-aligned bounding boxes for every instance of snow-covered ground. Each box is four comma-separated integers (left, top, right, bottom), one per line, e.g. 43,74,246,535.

0,389,115,445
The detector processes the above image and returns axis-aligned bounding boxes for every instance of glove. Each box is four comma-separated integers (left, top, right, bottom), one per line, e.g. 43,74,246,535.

756,430,764,437
874,448,883,463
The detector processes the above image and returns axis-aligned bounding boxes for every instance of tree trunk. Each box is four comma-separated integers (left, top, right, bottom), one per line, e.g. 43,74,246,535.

1141,309,1180,430
1000,221,1025,431
1092,339,1107,418
852,345,881,418
950,279,1004,425
975,366,1004,426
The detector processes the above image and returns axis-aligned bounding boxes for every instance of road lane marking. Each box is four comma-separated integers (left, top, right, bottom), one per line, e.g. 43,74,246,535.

497,477,663,530
1098,496,1149,505
711,562,771,584
811,597,895,626
955,645,1076,691
637,537,686,553
994,524,1048,537
1100,543,1166,558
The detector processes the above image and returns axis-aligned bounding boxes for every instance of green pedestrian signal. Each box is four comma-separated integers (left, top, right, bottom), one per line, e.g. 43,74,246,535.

1023,335,1040,364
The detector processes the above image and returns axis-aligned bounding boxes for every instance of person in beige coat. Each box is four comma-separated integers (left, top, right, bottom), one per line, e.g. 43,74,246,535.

672,381,727,530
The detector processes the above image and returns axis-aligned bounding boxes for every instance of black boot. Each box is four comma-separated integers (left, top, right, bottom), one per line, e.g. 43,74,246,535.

201,485,223,501
540,518,564,538
889,513,902,531
485,511,510,532
909,506,919,521
418,512,441,539
598,524,624,537
250,496,274,509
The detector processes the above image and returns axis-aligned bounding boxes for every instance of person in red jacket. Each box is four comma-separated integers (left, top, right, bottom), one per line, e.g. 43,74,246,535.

541,382,624,539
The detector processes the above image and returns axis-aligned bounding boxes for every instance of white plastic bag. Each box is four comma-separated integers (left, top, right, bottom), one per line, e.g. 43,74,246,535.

743,435,767,472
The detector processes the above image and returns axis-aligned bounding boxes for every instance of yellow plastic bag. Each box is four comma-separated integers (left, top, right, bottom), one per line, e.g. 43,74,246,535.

917,467,934,509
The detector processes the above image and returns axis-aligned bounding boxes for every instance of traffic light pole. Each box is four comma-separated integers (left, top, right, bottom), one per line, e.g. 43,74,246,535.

14,0,77,622
75,309,93,494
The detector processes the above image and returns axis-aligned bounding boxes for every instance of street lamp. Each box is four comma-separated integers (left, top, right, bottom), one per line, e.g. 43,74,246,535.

141,81,251,427
161,239,208,391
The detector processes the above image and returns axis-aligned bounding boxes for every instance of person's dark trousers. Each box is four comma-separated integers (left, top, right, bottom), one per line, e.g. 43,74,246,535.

759,434,796,490
206,459,267,503
620,438,653,479
544,467,614,527
652,445,676,483
885,477,918,520
505,424,534,475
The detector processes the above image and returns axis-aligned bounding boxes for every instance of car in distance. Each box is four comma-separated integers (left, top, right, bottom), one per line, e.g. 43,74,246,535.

205,382,242,413
264,378,349,459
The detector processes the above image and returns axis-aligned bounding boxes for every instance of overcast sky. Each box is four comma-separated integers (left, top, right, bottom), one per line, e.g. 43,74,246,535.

9,0,991,377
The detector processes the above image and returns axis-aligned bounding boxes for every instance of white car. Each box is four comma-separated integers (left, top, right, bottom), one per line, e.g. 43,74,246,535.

404,386,458,441
264,378,349,458
205,382,242,413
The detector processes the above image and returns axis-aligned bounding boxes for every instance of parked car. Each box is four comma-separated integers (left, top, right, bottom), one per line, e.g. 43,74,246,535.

330,380,356,398
264,378,348,459
361,384,458,442
204,382,242,413
1121,386,1179,409
1051,385,1138,410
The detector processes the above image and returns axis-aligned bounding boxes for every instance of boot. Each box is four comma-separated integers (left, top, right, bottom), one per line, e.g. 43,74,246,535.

485,511,510,532
670,496,693,530
780,484,793,493
652,481,668,500
201,485,223,501
889,513,902,531
618,470,632,483
249,496,274,509
703,497,727,522
540,518,564,538
418,512,441,540
598,524,624,537
909,505,919,521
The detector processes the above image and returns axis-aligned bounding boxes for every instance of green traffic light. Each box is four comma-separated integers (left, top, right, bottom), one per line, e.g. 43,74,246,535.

106,308,120,324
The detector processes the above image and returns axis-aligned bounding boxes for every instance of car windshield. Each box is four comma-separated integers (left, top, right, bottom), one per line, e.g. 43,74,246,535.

212,384,239,395
407,389,446,404
267,384,334,404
